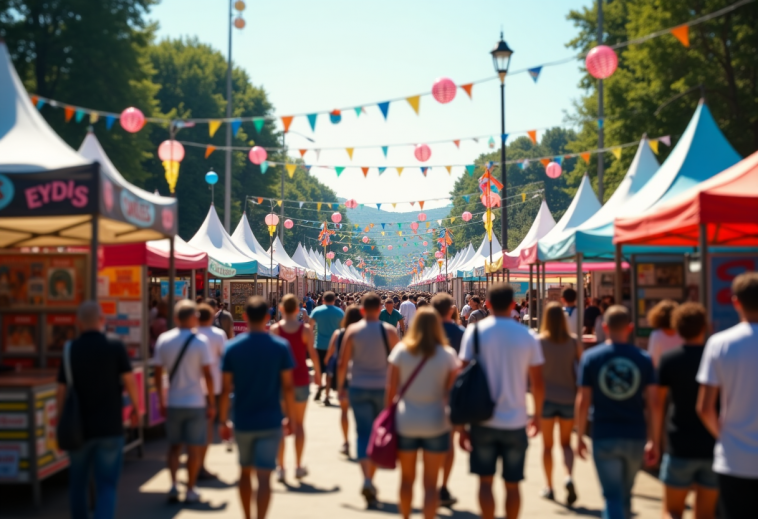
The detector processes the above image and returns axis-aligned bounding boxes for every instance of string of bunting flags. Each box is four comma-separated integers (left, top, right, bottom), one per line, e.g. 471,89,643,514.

24,1,744,134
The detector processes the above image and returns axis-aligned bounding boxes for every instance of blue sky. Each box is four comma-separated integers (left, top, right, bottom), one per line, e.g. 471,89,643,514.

151,0,591,211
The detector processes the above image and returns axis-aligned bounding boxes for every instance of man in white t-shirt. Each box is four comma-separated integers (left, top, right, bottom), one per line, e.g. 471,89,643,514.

697,272,758,519
561,287,579,337
460,294,472,325
399,294,417,332
154,300,215,503
459,283,545,519
196,303,228,480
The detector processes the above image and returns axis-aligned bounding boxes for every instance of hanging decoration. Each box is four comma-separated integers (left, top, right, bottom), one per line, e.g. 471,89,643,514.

345,259,353,267
249,146,267,165
414,144,431,162
158,140,185,193
422,241,428,246
318,222,335,247
331,212,342,224
488,137,495,149
120,107,145,133
585,45,618,79
343,246,349,252
432,77,456,104
418,213,427,222
345,198,358,209
205,170,218,185
329,109,342,124
461,211,472,222
362,236,369,243
545,161,562,179
284,219,294,229
327,251,335,259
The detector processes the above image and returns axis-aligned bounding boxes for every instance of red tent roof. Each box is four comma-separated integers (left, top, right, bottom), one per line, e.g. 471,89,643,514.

614,151,758,246
102,238,207,271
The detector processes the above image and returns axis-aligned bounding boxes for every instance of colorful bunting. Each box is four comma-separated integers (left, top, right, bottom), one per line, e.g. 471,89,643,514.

376,203,381,210
277,200,283,207
75,110,86,123
286,164,297,178
317,203,322,211
209,120,222,137
421,167,428,177
521,193,526,202
205,145,216,158
445,166,452,175
453,140,460,148
64,106,75,122
378,167,387,175
36,99,46,110
299,149,307,158
253,118,265,133
361,167,369,177
231,119,242,136
89,112,99,124
354,107,363,117
346,148,354,160
465,165,475,176
406,95,420,114
598,119,604,129
396,167,404,176
460,83,473,99
527,66,542,83
540,158,551,167
671,25,690,47
257,197,263,204
611,147,622,160
335,167,345,177
281,116,294,132
419,201,425,209
381,146,388,157
307,113,318,131
659,135,671,146
527,130,537,144
649,139,659,154
377,101,390,120
260,161,269,173
580,152,591,164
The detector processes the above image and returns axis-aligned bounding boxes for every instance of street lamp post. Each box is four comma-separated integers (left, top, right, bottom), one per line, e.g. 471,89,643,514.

491,32,513,277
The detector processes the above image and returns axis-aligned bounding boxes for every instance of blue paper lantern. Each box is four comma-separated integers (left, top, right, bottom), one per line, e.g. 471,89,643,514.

205,170,219,185
329,109,342,124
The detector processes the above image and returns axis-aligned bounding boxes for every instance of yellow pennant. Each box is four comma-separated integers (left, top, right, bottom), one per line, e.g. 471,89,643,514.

425,222,430,228
209,120,222,138
450,217,456,224
277,200,283,207
398,231,402,236
611,147,622,160
89,112,99,124
396,167,404,176
521,193,526,202
317,202,322,211
346,148,354,160
381,232,385,236
648,139,659,154
406,95,420,115
445,166,452,175
392,203,397,208
286,163,297,178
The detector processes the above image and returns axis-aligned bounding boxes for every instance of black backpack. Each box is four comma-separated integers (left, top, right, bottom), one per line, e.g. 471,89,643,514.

449,324,495,425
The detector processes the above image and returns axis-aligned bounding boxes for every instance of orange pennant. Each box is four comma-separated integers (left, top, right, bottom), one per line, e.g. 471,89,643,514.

460,83,473,99
281,115,294,132
419,201,425,209
30,95,39,106
580,152,591,164
371,246,375,250
540,158,551,167
64,106,75,122
299,149,307,157
453,140,460,148
257,197,263,204
671,25,689,47
527,130,537,144
204,145,216,158
361,167,369,177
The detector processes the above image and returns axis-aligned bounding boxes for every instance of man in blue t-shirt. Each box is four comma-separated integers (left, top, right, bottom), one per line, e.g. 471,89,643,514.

308,291,344,404
575,305,660,519
304,293,315,315
220,296,295,519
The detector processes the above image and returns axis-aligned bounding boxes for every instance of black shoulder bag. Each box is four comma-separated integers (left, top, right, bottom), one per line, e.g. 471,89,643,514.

169,333,196,383
57,340,84,451
449,323,495,425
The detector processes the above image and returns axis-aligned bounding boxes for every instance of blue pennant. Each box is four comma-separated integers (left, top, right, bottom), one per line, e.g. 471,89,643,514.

376,204,381,210
527,66,542,83
307,113,318,131
377,101,390,120
106,115,116,130
231,119,242,136
463,195,470,203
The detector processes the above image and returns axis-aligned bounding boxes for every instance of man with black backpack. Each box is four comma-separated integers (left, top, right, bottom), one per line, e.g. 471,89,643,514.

458,284,545,519
154,300,216,504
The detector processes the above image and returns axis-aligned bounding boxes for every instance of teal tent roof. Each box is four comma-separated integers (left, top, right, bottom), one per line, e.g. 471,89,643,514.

545,101,741,260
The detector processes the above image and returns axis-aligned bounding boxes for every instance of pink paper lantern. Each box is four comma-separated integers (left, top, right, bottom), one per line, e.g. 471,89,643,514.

327,251,335,259
546,161,563,179
410,222,419,231
345,199,358,209
418,212,427,222
345,259,353,267
432,77,457,104
331,212,342,224
284,219,293,229
480,192,501,208
120,107,145,133
157,140,185,162
264,213,279,226
435,251,444,259
362,236,369,243
585,45,618,79
423,241,428,246
249,146,267,165
343,246,348,252
461,211,472,222
414,144,431,162
388,245,393,250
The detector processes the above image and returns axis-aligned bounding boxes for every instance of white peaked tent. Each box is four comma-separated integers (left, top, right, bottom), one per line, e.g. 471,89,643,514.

499,198,557,269
230,215,277,277
456,233,502,277
188,205,258,277
267,236,302,269
292,243,322,278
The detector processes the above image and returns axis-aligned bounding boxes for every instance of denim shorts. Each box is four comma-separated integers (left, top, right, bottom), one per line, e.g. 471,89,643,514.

398,432,450,453
236,428,282,470
166,407,207,446
660,453,718,489
294,385,310,403
469,425,528,482
542,400,575,420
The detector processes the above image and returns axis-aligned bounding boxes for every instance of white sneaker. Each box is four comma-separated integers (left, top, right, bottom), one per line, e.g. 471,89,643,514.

276,466,285,483
295,466,308,479
185,488,201,503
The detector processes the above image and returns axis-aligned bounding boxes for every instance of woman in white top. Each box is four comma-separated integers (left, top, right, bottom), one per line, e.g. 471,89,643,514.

646,300,683,366
386,308,459,519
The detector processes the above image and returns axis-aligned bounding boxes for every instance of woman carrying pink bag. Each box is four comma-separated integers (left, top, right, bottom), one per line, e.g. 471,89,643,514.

380,308,460,519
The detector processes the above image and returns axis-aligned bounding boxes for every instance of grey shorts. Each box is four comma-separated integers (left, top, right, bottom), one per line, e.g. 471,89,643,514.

398,432,450,453
660,453,718,489
236,428,283,470
166,407,207,446
542,400,575,420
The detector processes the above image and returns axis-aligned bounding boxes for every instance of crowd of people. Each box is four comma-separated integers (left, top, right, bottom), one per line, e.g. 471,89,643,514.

55,273,758,519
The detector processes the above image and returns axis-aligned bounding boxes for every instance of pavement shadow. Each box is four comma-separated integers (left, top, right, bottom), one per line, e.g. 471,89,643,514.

550,503,603,517
194,477,236,489
341,502,420,514
276,481,341,494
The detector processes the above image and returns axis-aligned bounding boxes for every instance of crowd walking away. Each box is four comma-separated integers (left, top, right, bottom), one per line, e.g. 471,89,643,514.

51,275,758,519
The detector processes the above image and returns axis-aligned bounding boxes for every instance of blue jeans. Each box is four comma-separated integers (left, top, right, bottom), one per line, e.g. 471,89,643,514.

68,436,125,519
348,387,385,459
592,438,645,519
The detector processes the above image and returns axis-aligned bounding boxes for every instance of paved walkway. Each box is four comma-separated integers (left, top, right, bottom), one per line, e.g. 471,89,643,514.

5,391,667,518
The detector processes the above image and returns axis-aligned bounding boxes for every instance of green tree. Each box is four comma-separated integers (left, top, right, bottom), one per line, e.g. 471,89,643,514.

0,0,160,185
566,0,758,201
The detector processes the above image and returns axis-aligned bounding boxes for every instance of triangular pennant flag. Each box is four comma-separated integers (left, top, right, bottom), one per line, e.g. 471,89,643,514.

398,224,402,229
648,139,659,154
540,158,551,167
345,148,355,160
671,24,690,47
253,118,265,133
425,222,430,228
381,223,386,229
406,95,420,115
580,152,591,164
450,217,456,224
231,119,242,136
335,167,345,177
527,130,537,144
36,99,46,110
307,113,318,131
460,83,473,99
453,140,460,148
64,106,75,122
445,166,452,175
209,120,222,137
298,149,307,158
611,147,622,160
371,246,375,250
396,167,403,176
361,167,369,177
30,95,38,106
257,197,263,204
377,101,390,120
317,202,322,211
659,135,671,146
419,201,425,209
354,106,362,117
286,164,297,178
378,167,386,175
462,195,470,203
527,66,542,83
277,200,283,207
305,165,312,174
421,167,428,177
299,202,304,208
410,201,416,207
204,145,216,158
381,146,388,157
392,203,397,208
88,112,99,124
465,165,475,176
376,203,381,210
332,203,338,210
75,110,86,123
521,193,526,202
281,115,294,132
554,156,563,165
260,161,269,174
